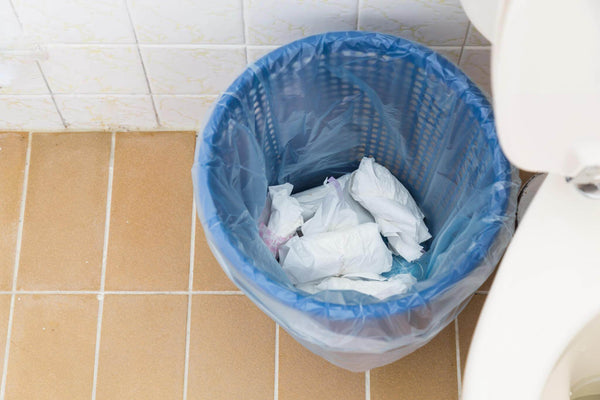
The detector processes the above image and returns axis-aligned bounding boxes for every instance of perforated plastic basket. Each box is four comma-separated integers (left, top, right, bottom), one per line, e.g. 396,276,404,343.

192,31,518,371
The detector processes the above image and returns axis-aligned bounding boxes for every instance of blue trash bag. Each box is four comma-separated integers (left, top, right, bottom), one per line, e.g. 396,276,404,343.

192,31,519,372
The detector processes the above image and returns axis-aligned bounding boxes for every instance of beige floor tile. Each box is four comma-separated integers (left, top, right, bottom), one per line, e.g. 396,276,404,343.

0,133,28,290
278,330,365,400
371,324,458,400
105,132,194,290
194,221,237,290
5,295,98,400
18,132,110,290
95,295,187,400
458,294,487,376
0,296,11,379
188,295,275,400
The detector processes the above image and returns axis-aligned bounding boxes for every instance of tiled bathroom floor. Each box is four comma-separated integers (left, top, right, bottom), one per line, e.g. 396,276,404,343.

0,131,524,400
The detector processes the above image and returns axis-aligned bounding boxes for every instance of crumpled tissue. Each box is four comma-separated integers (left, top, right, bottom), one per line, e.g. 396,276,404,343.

279,222,392,284
300,176,373,236
349,157,431,261
260,157,430,299
259,183,303,256
297,272,417,300
293,174,372,223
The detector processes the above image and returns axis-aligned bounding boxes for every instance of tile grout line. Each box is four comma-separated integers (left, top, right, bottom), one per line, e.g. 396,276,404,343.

0,94,221,99
90,297,105,400
34,43,249,48
4,42,485,49
7,0,67,129
365,370,371,400
0,94,219,97
457,21,472,66
273,324,279,400
7,0,21,28
0,290,244,295
0,290,244,296
91,131,115,400
355,0,362,30
123,0,161,127
182,200,196,400
241,0,250,65
0,132,32,400
35,62,68,128
454,318,462,398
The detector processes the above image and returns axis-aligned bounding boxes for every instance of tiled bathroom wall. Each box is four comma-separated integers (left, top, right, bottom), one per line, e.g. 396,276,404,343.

0,0,491,131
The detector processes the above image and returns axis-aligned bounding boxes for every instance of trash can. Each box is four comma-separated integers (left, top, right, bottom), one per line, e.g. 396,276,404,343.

192,31,519,372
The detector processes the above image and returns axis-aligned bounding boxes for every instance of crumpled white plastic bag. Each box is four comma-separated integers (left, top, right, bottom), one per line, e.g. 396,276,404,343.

261,158,429,297
279,222,392,284
300,176,374,236
293,174,372,223
259,183,303,256
297,272,417,300
292,175,351,220
349,157,431,261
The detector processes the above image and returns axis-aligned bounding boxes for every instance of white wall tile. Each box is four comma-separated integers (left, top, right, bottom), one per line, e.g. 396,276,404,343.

55,95,157,129
359,0,469,46
0,0,496,130
0,1,48,94
141,46,246,94
11,0,135,43
431,47,461,64
0,58,48,94
245,0,358,45
0,95,63,130
154,95,217,129
0,0,22,45
128,0,244,44
466,24,490,46
460,48,491,95
40,45,148,94
246,46,279,64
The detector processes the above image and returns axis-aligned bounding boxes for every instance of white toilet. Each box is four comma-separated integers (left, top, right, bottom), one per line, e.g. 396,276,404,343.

459,0,600,399
462,173,600,400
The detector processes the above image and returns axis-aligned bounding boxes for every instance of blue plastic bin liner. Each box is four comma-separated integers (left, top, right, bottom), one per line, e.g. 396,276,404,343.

192,31,519,372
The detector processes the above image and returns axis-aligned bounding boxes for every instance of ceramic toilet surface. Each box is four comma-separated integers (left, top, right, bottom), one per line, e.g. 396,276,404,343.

542,313,600,400
461,174,600,400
